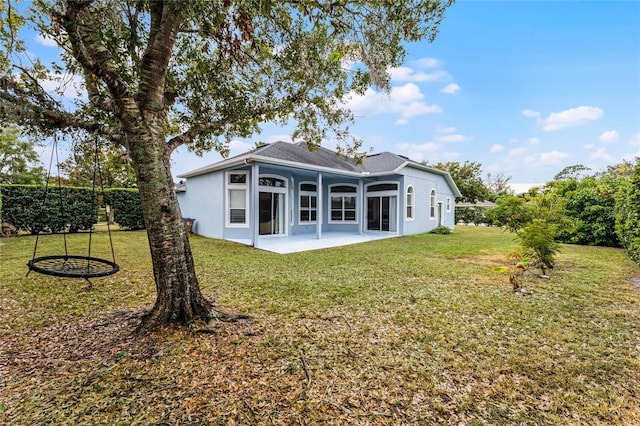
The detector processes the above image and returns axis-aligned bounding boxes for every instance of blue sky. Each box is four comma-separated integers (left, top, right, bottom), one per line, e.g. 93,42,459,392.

172,1,640,186
23,1,640,187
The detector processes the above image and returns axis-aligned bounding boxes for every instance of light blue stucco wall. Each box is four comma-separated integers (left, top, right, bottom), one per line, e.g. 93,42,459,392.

176,171,224,238
177,163,457,243
400,167,456,233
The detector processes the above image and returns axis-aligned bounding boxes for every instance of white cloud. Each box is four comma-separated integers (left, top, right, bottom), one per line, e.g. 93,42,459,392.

590,148,614,162
389,67,448,82
413,57,442,68
30,73,86,100
228,140,254,156
395,142,442,163
434,133,471,143
539,150,570,163
541,106,603,131
629,132,640,146
522,109,541,118
35,34,58,48
599,130,619,144
436,126,456,134
509,148,528,157
440,83,460,94
490,144,504,153
528,137,540,145
346,83,441,124
584,144,595,150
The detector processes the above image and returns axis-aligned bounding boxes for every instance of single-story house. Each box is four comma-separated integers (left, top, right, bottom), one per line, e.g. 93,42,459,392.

176,141,461,253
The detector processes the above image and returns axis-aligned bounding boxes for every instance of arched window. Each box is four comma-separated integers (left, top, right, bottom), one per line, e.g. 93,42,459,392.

406,186,415,220
329,184,358,222
430,189,436,219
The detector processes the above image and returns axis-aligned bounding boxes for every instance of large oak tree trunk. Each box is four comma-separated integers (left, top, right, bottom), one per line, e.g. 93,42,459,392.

128,130,216,328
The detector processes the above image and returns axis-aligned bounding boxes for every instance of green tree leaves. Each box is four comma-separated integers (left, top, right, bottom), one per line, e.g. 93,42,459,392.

432,160,490,203
0,126,45,185
615,160,640,264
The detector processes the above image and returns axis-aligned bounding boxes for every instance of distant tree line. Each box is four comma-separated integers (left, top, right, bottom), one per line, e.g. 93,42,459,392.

481,160,640,265
430,158,640,265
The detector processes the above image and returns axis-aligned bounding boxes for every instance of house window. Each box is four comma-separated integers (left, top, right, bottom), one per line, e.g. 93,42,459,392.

430,189,436,219
446,197,451,212
406,186,415,220
299,182,317,224
330,184,357,223
226,171,249,227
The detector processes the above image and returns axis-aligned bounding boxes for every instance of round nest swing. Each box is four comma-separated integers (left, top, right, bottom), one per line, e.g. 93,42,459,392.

28,255,120,279
27,134,120,281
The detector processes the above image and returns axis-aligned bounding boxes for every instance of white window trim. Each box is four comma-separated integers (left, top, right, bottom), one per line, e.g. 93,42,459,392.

257,174,288,237
329,183,359,224
429,188,437,220
406,185,415,221
446,197,452,212
298,181,318,225
226,171,249,228
258,174,288,193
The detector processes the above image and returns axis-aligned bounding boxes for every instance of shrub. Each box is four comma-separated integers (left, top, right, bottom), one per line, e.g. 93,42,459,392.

485,195,534,233
615,163,640,264
455,206,489,225
0,184,97,233
430,225,453,235
517,219,559,275
104,188,145,230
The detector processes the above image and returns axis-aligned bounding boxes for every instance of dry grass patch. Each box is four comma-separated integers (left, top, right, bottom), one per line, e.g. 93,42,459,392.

1,226,639,424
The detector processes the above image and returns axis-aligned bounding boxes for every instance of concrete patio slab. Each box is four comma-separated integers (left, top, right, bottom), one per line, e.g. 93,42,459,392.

229,232,398,254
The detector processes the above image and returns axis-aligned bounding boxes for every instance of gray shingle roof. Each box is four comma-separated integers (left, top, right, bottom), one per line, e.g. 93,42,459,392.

246,142,414,174
177,141,462,197
253,142,362,172
360,152,407,173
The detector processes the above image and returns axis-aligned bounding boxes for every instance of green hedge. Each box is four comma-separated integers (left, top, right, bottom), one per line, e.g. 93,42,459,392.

103,188,145,230
0,184,97,233
615,164,640,264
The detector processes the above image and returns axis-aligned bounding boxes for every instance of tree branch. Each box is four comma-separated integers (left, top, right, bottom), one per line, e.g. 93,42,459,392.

135,2,183,114
82,69,117,113
0,77,124,143
166,89,304,153
58,1,134,118
167,117,233,152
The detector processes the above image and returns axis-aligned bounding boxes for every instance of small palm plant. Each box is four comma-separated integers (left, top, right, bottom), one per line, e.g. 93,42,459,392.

517,219,559,277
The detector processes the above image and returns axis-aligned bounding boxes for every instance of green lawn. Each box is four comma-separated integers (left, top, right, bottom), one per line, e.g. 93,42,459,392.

1,226,639,425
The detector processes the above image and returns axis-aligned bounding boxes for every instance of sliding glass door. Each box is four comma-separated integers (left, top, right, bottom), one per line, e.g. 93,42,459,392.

367,195,397,232
258,176,287,236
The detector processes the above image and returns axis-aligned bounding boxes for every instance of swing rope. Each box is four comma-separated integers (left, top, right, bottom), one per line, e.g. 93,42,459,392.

91,137,118,265
27,133,119,279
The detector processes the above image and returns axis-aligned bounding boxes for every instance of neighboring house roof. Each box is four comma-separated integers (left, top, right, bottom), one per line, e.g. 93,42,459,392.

177,141,462,197
457,200,497,208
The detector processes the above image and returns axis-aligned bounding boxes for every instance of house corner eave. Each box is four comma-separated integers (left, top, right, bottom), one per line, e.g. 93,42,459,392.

395,162,462,198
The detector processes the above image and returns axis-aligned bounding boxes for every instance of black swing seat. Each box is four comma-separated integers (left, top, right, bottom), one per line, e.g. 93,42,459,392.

28,255,119,279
